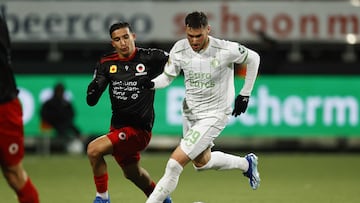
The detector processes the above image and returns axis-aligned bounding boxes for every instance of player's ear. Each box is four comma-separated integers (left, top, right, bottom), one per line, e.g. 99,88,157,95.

207,25,211,34
132,33,136,41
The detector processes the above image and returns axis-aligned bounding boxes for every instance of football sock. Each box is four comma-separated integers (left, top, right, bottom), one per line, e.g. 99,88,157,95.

144,181,156,197
17,178,39,203
194,151,249,171
94,173,109,199
146,159,183,203
96,191,109,200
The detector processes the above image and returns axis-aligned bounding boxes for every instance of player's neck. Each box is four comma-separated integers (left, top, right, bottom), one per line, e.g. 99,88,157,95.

117,47,137,60
198,37,210,53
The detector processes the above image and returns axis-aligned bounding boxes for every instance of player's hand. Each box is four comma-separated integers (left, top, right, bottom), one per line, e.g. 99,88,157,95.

138,77,154,89
232,95,249,117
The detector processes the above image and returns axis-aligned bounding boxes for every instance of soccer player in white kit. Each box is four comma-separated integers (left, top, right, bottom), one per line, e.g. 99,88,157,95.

140,11,261,203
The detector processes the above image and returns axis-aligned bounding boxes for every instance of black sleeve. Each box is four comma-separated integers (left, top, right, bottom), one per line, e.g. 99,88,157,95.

0,15,18,103
149,49,169,79
86,61,109,106
0,16,10,67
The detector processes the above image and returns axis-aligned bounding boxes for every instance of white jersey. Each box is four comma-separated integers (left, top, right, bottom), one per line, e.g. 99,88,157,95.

164,36,249,118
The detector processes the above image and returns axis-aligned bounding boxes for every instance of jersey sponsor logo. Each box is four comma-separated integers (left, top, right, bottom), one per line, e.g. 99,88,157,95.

135,63,148,76
188,70,215,88
110,65,117,73
131,93,139,99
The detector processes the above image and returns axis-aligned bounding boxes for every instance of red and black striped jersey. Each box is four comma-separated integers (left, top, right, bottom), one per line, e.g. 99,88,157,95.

87,47,169,131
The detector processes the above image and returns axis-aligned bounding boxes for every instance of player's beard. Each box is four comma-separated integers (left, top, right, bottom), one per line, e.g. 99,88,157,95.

191,37,209,52
192,44,201,51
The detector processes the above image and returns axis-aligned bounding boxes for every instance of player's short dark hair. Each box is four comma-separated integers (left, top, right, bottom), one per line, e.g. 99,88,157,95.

109,22,133,37
185,11,208,29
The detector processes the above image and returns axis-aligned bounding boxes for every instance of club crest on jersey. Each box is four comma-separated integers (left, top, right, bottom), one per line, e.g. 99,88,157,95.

135,63,148,76
118,132,126,140
8,143,19,154
109,65,117,73
210,58,220,68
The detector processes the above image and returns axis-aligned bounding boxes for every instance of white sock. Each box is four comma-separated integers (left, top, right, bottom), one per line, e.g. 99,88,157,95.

96,191,109,200
146,159,183,203
194,151,249,171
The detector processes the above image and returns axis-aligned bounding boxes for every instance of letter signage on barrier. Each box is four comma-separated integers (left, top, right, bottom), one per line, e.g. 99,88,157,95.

1,1,359,42
16,75,360,137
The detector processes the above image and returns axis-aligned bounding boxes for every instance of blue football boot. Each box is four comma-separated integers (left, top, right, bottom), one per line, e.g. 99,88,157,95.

93,196,110,203
243,153,261,190
163,196,172,203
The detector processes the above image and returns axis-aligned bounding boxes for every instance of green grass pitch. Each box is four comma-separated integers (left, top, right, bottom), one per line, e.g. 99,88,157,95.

1,152,359,203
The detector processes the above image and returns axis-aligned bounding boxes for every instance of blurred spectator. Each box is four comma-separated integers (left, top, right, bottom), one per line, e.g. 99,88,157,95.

40,83,82,152
256,30,282,74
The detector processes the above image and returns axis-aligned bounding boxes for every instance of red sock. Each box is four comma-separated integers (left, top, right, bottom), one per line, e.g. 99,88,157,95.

17,178,39,203
143,181,156,197
94,173,109,193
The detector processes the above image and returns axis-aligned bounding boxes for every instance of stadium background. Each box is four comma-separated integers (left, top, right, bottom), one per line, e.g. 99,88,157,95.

2,0,360,152
1,1,360,203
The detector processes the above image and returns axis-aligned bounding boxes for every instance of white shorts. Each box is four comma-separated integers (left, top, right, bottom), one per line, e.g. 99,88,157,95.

180,114,229,160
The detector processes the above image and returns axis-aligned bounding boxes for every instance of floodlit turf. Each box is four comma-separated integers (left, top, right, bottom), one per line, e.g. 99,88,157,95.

1,152,359,203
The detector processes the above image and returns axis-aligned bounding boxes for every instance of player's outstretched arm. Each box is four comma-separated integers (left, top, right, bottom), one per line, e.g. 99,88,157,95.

239,48,260,96
138,72,175,89
152,72,175,88
233,48,260,117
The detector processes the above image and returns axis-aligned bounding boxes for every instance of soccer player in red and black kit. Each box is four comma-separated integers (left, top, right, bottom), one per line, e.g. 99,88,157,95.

86,22,172,203
0,15,40,203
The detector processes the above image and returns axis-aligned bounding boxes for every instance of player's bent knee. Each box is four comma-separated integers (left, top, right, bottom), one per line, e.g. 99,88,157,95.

193,161,211,172
86,141,101,158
